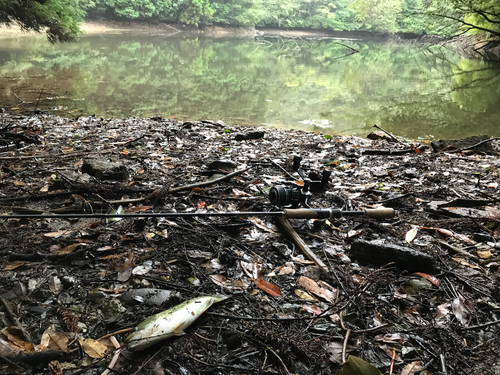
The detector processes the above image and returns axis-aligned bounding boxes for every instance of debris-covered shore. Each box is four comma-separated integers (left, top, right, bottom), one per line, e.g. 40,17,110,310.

1,113,499,375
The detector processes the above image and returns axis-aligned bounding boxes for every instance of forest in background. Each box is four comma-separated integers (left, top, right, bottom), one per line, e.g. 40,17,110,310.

1,0,499,43
81,0,500,37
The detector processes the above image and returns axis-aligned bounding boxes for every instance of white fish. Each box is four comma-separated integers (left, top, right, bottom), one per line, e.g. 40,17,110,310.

125,295,227,351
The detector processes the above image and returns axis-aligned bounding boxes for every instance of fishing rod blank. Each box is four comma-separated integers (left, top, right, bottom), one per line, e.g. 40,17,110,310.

1,207,395,220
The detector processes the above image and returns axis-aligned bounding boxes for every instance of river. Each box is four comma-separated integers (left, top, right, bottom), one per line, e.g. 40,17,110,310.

1,31,499,140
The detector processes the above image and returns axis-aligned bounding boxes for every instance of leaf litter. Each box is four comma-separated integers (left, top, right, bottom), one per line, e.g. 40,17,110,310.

0,113,499,374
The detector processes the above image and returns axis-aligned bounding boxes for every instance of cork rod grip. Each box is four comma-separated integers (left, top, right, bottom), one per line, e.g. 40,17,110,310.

364,208,395,219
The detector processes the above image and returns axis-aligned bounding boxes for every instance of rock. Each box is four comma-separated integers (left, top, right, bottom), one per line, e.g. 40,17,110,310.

474,232,495,243
87,289,108,302
207,159,238,170
349,240,436,273
57,292,72,304
81,159,129,181
404,168,418,178
101,299,127,319
366,130,395,142
431,135,494,154
234,131,265,141
400,278,434,295
120,288,181,306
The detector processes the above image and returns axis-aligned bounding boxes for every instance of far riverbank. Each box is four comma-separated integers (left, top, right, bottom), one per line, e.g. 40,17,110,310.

1,20,499,61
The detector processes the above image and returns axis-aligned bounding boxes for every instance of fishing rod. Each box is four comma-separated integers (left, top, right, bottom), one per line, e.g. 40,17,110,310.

1,207,395,220
1,157,396,220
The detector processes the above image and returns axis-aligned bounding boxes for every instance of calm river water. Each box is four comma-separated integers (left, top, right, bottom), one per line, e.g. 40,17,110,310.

1,32,499,139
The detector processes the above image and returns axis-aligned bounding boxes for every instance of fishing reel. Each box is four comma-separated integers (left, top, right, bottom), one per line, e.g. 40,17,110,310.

269,156,332,208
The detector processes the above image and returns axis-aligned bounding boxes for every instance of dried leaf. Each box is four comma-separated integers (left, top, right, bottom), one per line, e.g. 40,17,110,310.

241,261,262,279
53,243,81,255
247,217,277,233
414,272,440,287
126,206,152,213
40,327,69,353
298,276,334,303
337,355,383,375
48,276,63,293
451,296,473,325
2,261,25,271
302,304,322,315
277,263,294,275
400,361,423,375
477,250,492,259
96,245,115,252
252,279,283,297
346,229,362,239
44,230,73,238
435,228,454,236
2,327,35,352
452,258,482,270
78,338,107,359
209,275,250,290
436,303,451,320
294,289,315,300
405,227,418,243
48,360,63,375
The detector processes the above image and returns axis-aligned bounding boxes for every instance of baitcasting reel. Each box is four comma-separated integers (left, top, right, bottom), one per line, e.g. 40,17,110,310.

269,156,332,208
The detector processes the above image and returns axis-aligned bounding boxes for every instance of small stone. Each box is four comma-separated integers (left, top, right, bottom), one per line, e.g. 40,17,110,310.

272,242,291,256
282,303,301,313
101,299,127,319
404,168,418,178
120,288,181,306
61,276,77,288
207,159,238,170
82,159,129,181
87,289,108,302
401,278,434,295
58,292,72,304
474,232,494,243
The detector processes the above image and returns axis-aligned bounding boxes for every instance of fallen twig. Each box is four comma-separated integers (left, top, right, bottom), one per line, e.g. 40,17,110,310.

275,216,329,273
373,124,407,145
459,137,500,152
168,167,252,194
459,318,500,331
101,336,121,375
341,328,351,364
0,296,33,344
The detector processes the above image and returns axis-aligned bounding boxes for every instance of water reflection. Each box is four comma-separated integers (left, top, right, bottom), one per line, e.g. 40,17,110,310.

0,33,499,139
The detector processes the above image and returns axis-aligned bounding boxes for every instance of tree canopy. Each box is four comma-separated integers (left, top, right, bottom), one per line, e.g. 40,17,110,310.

0,0,85,42
1,0,499,42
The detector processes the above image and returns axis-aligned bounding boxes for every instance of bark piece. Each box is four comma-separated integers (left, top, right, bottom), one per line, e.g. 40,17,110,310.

349,240,436,273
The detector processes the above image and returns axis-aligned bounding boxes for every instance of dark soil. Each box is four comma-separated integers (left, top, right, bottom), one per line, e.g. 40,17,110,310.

0,113,500,375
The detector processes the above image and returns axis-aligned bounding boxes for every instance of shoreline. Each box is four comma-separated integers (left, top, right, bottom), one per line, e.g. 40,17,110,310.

1,20,498,60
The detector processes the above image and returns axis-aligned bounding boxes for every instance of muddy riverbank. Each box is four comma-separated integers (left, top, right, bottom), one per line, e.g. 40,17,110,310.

0,113,499,374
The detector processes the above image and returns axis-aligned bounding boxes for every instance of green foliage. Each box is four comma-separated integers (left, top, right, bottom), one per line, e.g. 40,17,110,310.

0,0,84,42
350,0,403,32
462,0,500,37
2,0,500,39
179,0,214,26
